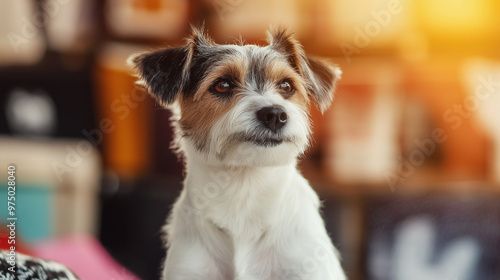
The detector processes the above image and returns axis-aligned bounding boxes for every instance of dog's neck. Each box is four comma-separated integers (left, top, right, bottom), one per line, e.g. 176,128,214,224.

181,140,299,183
183,143,299,187
182,144,302,240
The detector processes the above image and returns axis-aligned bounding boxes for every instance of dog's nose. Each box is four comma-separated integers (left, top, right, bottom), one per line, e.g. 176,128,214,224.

257,106,288,132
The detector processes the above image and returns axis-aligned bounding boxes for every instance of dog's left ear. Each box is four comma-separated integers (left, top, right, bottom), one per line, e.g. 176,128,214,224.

268,28,341,113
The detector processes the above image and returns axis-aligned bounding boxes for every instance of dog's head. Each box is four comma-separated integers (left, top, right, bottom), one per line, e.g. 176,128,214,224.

128,27,340,167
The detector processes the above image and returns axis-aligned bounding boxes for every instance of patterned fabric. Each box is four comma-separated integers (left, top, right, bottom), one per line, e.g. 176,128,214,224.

0,251,80,280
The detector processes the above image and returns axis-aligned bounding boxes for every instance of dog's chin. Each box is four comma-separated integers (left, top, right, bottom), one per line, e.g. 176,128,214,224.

215,135,307,167
242,136,286,148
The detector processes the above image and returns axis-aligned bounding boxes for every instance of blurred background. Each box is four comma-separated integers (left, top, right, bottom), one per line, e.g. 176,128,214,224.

1,0,500,279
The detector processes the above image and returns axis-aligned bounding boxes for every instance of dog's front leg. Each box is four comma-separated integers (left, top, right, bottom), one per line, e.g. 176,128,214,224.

285,241,347,280
162,237,231,280
162,198,234,280
233,244,346,280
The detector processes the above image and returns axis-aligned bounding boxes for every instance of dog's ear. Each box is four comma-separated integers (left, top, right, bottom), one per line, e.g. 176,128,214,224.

268,28,341,113
128,27,213,106
128,46,190,106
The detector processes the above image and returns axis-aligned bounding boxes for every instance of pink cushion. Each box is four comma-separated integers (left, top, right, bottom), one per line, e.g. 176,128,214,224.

32,235,140,280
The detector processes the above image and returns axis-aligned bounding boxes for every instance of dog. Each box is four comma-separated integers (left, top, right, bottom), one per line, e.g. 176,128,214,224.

129,27,346,280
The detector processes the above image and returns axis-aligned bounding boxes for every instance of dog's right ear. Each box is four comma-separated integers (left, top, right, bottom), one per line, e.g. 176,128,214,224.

127,27,213,106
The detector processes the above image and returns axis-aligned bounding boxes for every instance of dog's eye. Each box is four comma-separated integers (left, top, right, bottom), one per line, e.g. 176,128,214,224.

278,79,294,95
210,78,234,95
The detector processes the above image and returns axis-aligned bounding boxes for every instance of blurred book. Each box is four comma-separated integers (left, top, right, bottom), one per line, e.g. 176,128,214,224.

95,42,153,178
105,0,190,41
463,59,500,184
206,0,311,42
0,137,101,242
325,59,402,187
45,0,97,53
0,0,45,66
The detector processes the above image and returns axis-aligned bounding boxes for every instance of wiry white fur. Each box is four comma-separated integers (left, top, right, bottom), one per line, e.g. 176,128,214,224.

162,90,346,279
163,153,347,280
153,38,346,280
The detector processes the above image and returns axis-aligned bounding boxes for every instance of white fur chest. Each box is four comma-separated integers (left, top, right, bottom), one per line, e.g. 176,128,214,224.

185,160,299,241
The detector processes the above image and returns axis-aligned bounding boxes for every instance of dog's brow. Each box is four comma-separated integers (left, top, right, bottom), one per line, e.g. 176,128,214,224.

184,47,239,97
245,48,277,94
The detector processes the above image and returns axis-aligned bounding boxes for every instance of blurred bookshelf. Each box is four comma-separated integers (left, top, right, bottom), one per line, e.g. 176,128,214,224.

1,0,500,279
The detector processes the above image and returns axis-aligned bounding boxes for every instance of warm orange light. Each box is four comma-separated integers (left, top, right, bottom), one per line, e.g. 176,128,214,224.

417,0,494,36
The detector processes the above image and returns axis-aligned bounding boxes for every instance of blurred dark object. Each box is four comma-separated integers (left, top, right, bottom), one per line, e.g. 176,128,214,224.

99,175,182,280
365,192,500,280
321,195,362,280
153,109,183,177
0,52,95,138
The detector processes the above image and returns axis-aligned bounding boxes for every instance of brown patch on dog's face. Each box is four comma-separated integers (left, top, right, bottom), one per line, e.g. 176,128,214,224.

177,54,248,151
193,54,248,101
265,59,311,112
287,85,310,112
178,92,243,151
